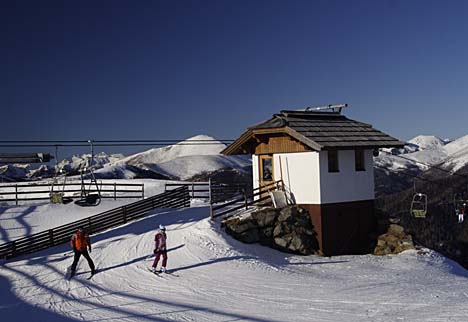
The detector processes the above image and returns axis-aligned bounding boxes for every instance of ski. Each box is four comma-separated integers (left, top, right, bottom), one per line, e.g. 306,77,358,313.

147,268,163,277
163,271,180,277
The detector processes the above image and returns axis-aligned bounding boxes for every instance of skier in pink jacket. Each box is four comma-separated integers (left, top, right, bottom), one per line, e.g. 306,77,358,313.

151,225,168,273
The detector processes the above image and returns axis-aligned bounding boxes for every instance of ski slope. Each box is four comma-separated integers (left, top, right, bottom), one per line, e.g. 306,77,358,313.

1,201,468,321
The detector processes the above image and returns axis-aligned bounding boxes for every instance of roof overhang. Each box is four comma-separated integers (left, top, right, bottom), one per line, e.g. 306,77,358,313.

221,127,323,155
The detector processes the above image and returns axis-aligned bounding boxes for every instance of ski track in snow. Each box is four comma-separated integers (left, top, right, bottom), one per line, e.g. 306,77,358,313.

1,183,468,321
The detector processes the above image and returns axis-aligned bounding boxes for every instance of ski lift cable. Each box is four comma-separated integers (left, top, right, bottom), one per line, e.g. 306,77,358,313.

0,142,234,148
0,139,235,144
379,149,468,214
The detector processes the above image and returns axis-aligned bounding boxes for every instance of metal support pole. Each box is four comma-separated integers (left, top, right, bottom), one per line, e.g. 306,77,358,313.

88,139,94,168
15,184,18,206
114,182,117,200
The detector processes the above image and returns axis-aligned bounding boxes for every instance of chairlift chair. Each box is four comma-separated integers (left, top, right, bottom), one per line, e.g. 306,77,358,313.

74,166,102,207
50,167,73,204
411,193,427,218
453,193,467,224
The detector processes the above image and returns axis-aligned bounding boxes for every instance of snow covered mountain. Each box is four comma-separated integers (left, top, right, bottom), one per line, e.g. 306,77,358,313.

376,134,468,174
0,152,125,182
97,135,250,180
0,135,251,182
408,135,446,151
374,134,468,195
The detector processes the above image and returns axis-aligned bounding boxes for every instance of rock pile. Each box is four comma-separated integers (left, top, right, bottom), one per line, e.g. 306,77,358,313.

374,223,415,255
221,206,319,255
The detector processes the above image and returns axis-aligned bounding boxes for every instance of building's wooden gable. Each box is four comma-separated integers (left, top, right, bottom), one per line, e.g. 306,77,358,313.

254,133,311,154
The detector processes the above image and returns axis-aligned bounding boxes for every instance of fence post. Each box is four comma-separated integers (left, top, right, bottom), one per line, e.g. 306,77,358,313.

208,178,212,204
48,229,54,246
114,182,117,200
191,182,194,199
88,218,92,233
122,206,127,223
243,189,248,210
15,184,18,206
11,241,16,257
208,179,214,219
142,183,145,199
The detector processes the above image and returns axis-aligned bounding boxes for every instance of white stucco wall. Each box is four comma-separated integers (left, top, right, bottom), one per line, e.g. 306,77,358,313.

252,149,375,205
274,152,321,204
318,149,374,204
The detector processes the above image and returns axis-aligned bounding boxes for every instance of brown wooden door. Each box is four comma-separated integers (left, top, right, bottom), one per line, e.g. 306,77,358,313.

259,155,274,192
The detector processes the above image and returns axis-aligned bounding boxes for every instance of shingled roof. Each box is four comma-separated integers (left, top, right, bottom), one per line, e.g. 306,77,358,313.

222,109,404,155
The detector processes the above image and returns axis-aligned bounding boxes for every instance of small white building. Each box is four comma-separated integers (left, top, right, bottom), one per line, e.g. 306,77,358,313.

222,107,403,255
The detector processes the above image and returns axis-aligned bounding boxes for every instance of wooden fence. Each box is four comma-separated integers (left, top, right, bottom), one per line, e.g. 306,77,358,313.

164,181,247,203
0,186,190,259
0,181,145,205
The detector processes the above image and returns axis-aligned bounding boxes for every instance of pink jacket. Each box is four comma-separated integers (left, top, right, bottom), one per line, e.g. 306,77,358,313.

154,230,167,251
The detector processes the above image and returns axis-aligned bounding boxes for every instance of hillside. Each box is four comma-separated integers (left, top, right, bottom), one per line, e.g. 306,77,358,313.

108,135,250,180
374,134,468,195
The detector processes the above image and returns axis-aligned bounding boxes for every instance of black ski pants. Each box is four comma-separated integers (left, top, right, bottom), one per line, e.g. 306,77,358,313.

71,250,95,273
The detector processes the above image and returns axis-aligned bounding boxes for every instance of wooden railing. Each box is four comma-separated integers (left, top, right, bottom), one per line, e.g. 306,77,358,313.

0,186,190,259
210,180,284,219
0,181,145,205
165,182,210,199
165,181,247,203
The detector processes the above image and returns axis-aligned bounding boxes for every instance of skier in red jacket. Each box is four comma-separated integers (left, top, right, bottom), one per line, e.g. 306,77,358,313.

151,225,167,273
70,228,95,277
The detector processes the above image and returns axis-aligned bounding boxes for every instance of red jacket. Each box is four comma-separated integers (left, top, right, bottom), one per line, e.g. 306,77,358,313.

71,230,91,251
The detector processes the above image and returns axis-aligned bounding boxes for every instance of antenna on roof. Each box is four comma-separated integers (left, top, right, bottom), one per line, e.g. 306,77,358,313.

304,104,348,113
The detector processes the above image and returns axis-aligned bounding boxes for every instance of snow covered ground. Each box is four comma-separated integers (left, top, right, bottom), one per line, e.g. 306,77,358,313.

1,192,468,321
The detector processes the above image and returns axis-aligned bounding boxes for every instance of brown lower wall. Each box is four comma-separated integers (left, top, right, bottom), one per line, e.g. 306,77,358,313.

300,200,375,256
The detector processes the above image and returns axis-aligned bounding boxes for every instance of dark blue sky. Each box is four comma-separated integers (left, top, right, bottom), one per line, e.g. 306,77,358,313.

2,0,468,156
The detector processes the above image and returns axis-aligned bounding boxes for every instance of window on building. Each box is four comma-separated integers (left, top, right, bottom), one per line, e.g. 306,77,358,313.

261,157,273,181
355,149,365,171
328,150,339,173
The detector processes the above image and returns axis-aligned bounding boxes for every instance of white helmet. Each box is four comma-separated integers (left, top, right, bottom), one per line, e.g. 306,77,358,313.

159,224,166,231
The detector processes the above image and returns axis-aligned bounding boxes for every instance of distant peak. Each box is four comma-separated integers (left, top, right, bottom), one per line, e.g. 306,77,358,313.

183,134,219,142
407,135,445,150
